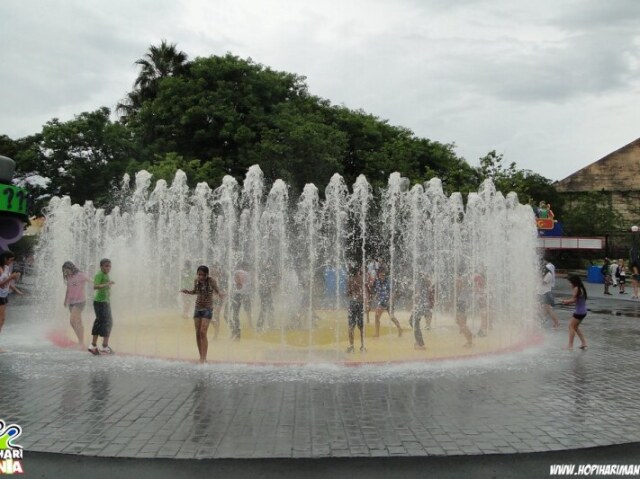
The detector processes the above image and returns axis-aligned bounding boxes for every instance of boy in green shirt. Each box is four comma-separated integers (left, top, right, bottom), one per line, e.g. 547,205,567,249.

89,258,115,355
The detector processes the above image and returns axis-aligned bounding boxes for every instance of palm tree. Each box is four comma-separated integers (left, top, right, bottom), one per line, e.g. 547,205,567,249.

116,40,188,122
116,89,143,122
134,40,188,97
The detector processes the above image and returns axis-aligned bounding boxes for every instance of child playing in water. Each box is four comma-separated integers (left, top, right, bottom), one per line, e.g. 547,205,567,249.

346,267,366,353
89,258,115,355
372,269,402,338
561,275,588,350
0,251,21,351
181,265,223,363
456,274,473,348
539,263,560,329
62,261,92,345
410,274,434,349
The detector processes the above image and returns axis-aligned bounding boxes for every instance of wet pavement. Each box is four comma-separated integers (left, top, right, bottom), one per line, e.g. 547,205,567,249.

1,277,640,469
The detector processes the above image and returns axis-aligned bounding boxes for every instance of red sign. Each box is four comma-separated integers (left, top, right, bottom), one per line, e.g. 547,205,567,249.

536,218,554,230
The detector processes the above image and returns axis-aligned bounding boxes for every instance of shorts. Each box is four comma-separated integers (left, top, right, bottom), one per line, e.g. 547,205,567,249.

92,301,113,337
413,303,432,318
194,308,213,320
0,297,8,306
69,302,85,312
456,299,469,314
538,292,555,307
633,275,640,282
619,276,626,284
348,300,364,329
573,313,587,322
376,300,389,310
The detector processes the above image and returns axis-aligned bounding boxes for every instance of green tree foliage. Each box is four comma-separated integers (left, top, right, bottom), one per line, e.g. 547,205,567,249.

125,49,486,194
135,152,226,187
478,150,560,207
0,135,19,160
128,54,310,179
14,107,136,208
3,42,562,214
247,102,348,191
560,192,624,236
117,40,188,122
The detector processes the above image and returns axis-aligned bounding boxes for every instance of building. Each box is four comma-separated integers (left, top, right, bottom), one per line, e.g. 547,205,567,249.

554,137,640,225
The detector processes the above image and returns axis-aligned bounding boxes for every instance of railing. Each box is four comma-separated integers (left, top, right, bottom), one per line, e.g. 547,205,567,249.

537,237,603,250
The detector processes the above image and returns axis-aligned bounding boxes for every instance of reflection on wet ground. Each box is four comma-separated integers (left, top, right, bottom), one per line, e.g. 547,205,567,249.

1,280,640,459
588,308,640,318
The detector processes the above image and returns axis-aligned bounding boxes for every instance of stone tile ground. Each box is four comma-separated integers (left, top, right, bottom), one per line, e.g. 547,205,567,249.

2,278,640,459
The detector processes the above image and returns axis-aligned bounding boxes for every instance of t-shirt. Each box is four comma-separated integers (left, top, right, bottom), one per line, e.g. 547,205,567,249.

545,263,556,288
186,277,219,309
373,278,391,304
234,270,252,295
0,267,11,299
65,272,91,304
540,271,554,294
609,263,619,278
94,271,111,303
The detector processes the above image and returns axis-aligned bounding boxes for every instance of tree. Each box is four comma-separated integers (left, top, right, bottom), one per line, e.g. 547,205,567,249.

133,152,227,187
247,103,347,191
117,40,188,122
134,40,188,91
560,192,624,236
0,135,19,160
477,150,559,206
14,108,137,207
128,54,311,179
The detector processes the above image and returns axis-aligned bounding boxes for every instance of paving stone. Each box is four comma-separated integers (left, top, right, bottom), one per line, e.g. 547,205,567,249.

3,282,640,459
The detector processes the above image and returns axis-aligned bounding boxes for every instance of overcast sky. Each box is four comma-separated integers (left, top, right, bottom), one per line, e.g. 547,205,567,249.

1,0,639,182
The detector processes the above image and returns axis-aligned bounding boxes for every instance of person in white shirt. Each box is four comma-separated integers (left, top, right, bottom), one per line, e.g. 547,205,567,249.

230,265,252,339
610,260,619,288
616,259,627,294
0,251,21,350
539,262,560,329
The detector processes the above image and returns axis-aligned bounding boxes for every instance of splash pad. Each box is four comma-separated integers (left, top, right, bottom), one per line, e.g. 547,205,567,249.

38,165,541,365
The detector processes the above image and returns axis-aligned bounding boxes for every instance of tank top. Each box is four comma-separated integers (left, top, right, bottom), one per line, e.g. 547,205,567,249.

575,294,587,315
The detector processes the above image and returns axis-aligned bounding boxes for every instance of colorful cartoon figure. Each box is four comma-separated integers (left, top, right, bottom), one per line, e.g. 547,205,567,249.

0,419,22,451
0,156,29,252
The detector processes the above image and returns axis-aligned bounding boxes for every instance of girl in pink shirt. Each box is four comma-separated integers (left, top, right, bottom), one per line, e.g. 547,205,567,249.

62,261,92,345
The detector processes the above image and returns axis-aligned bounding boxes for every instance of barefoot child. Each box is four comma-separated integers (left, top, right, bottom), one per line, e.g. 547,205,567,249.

62,261,92,345
561,275,588,350
410,274,434,349
181,265,223,363
372,269,402,338
0,251,21,350
346,267,365,353
455,274,473,348
539,263,560,329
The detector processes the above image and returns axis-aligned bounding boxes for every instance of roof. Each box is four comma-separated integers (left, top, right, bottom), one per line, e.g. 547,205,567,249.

554,138,640,192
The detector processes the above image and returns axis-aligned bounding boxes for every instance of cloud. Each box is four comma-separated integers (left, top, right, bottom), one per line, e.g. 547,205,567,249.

0,0,638,182
0,0,180,133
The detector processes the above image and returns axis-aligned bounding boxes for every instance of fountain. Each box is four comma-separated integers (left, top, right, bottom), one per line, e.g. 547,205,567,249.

36,165,541,364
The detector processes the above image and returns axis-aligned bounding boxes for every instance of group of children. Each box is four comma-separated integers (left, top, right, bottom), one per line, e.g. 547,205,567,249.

63,259,252,362
62,258,114,355
346,263,486,353
60,256,590,362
